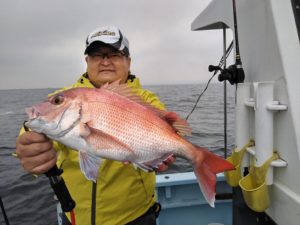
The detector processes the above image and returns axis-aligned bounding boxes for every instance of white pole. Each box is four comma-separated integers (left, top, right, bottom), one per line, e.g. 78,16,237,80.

235,83,251,168
255,82,274,184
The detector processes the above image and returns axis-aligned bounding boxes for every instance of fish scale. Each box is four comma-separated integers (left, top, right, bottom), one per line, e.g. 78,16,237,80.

84,101,180,159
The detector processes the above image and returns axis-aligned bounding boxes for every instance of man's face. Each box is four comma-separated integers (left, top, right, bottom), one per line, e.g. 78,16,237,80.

85,45,131,88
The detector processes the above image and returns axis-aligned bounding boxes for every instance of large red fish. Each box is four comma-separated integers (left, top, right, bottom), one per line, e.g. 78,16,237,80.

25,82,234,207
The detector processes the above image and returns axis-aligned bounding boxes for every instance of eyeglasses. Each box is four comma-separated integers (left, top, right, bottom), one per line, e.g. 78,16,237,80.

89,51,126,62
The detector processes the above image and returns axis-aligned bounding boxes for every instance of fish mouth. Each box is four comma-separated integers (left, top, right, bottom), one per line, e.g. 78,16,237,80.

25,107,40,120
25,104,81,138
25,106,43,131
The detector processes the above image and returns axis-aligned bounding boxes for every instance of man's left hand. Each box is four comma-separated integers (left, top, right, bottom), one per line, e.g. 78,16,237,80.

156,155,176,172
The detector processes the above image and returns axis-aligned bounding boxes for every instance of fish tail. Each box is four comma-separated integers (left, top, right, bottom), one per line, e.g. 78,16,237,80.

191,146,234,207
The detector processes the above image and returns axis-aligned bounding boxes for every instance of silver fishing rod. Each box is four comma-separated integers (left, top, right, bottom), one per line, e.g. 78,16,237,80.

209,0,245,85
223,25,228,159
208,0,245,160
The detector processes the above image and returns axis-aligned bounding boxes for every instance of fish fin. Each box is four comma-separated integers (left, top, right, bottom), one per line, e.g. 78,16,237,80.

85,124,134,154
133,163,153,172
162,112,192,136
192,146,234,207
132,163,138,170
101,81,163,113
133,153,173,172
101,81,143,103
79,150,102,182
194,162,216,207
201,148,235,174
142,153,174,170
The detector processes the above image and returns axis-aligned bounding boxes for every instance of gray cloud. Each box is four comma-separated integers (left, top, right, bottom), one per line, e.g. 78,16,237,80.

0,0,232,89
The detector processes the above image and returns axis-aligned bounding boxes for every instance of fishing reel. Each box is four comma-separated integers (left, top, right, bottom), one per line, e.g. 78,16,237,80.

208,64,245,85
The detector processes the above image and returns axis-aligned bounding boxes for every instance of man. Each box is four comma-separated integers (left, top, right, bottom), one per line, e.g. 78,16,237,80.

16,26,174,225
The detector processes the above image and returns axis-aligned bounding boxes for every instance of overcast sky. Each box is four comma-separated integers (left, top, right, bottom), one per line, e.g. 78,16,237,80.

0,0,230,89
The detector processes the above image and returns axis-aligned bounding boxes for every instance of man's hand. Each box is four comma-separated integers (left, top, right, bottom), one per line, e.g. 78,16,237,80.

16,131,57,175
156,155,176,172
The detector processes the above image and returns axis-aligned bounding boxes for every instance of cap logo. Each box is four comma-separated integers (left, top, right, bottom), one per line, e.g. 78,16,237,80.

90,30,116,39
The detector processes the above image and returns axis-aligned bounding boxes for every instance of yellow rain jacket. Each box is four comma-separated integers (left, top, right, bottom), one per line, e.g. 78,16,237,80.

50,73,165,225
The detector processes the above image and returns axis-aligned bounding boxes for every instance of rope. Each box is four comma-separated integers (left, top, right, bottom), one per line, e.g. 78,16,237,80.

185,40,234,121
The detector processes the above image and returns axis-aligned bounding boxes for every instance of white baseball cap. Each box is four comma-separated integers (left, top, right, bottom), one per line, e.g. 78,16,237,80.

84,26,130,56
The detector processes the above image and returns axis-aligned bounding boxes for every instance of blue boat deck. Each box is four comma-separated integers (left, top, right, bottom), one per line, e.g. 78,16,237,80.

156,172,232,225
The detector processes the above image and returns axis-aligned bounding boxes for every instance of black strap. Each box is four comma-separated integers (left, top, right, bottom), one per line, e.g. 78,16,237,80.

125,203,161,225
91,182,97,225
0,196,10,225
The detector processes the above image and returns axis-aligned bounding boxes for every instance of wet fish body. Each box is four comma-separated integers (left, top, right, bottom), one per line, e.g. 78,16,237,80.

25,82,234,207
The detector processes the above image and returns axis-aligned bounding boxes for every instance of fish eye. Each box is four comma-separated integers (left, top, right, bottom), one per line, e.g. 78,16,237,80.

51,95,64,105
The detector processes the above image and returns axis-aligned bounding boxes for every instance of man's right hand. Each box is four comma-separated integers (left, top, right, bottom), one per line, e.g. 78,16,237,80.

16,131,57,175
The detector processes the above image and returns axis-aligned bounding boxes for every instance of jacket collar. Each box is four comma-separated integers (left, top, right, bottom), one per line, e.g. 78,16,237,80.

76,72,142,89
